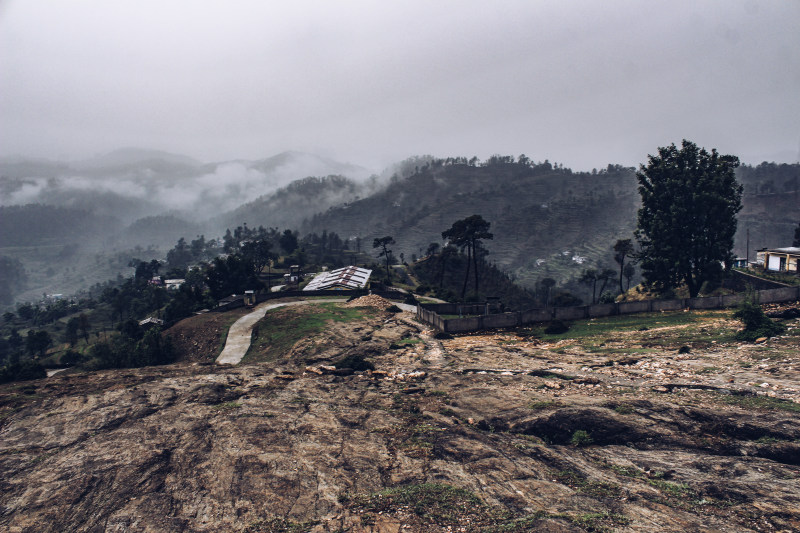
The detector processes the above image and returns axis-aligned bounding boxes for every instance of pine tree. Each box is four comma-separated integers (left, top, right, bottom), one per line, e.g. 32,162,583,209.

635,140,742,297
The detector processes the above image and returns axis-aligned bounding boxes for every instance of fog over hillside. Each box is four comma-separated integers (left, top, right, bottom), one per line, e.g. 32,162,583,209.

0,149,374,224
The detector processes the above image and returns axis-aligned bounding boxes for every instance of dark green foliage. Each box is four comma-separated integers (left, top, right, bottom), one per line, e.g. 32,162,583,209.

412,252,536,311
88,329,175,369
164,285,207,324
579,268,615,304
166,237,193,270
61,349,83,365
279,229,299,254
442,215,493,297
334,353,374,372
571,430,593,446
77,313,91,342
0,360,47,384
241,238,275,277
16,302,35,321
677,345,691,354
386,304,402,313
414,284,431,295
598,292,615,304
25,330,51,357
733,299,786,342
636,140,743,298
373,236,396,282
206,254,262,301
613,239,635,294
117,319,144,341
65,317,80,346
544,320,570,334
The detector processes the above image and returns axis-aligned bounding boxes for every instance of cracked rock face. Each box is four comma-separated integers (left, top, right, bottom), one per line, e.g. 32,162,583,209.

1,308,799,532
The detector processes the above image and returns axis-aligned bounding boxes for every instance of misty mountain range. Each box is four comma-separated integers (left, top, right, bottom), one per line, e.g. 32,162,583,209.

0,148,374,226
1,148,798,305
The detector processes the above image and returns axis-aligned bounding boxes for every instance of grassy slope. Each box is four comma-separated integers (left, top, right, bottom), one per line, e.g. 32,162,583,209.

242,303,366,364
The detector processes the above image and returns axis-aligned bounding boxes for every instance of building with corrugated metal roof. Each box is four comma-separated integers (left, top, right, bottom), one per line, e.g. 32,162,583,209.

303,266,372,291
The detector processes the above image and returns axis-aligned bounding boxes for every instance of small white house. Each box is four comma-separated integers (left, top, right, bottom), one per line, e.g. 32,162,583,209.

763,247,800,273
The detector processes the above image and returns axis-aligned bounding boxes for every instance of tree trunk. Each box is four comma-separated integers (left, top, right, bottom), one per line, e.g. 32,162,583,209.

384,245,391,282
461,246,471,298
473,239,480,294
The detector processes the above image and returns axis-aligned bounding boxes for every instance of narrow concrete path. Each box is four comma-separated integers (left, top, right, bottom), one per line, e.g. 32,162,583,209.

215,299,348,365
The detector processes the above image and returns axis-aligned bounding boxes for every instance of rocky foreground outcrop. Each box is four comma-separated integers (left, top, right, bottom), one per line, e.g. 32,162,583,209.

1,308,799,532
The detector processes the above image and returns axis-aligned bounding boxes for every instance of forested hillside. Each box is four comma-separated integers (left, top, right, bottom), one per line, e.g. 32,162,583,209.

303,159,800,291
0,204,121,247
214,175,366,232
735,162,800,253
304,158,641,288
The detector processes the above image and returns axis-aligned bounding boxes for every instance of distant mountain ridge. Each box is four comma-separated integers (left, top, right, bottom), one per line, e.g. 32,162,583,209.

214,174,368,233
0,149,375,225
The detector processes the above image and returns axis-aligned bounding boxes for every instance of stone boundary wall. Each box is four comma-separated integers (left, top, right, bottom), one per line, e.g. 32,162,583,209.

417,286,800,333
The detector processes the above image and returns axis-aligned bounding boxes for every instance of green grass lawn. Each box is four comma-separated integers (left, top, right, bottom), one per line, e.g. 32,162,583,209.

242,302,367,364
522,309,741,352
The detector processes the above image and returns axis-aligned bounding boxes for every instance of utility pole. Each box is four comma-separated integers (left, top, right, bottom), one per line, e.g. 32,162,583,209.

746,227,750,267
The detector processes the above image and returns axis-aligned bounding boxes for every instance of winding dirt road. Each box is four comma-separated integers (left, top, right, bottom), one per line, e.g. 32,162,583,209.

215,298,354,365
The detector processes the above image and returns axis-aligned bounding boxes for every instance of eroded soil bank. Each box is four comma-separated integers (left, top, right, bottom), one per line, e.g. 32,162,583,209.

1,303,799,532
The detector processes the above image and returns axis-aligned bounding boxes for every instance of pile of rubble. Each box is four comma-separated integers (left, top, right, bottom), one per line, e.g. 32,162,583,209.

343,294,395,310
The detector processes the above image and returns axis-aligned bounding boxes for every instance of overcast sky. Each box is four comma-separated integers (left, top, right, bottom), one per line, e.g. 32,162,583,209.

1,0,798,171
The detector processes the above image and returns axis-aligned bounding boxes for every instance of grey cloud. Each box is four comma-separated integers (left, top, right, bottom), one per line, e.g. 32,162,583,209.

0,0,798,170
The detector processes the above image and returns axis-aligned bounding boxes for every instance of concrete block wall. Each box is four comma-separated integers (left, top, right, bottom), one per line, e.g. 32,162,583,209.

482,313,520,329
651,299,684,312
554,306,588,321
759,287,800,304
521,309,553,323
618,301,651,314
687,296,721,309
422,285,800,333
588,303,617,318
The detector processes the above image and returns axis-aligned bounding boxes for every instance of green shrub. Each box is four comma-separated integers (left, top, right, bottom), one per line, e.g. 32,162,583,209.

0,360,47,384
544,320,570,334
733,299,786,342
571,430,593,446
334,354,375,371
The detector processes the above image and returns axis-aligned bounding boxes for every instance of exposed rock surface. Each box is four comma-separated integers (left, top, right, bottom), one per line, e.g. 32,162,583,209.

1,306,799,532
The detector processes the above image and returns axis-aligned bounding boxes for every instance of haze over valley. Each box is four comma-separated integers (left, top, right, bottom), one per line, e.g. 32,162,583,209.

1,146,798,307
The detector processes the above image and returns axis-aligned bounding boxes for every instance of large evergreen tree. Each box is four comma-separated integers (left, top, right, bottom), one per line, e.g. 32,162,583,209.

372,236,396,282
442,215,493,298
635,140,742,298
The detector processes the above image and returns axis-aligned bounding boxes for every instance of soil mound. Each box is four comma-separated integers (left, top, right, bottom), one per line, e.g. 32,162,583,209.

343,293,394,310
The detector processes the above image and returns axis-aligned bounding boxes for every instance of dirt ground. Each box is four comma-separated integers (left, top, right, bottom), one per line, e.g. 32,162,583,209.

168,306,254,363
1,301,799,532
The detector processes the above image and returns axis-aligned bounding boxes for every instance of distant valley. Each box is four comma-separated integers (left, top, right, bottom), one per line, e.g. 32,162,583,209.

1,148,798,307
